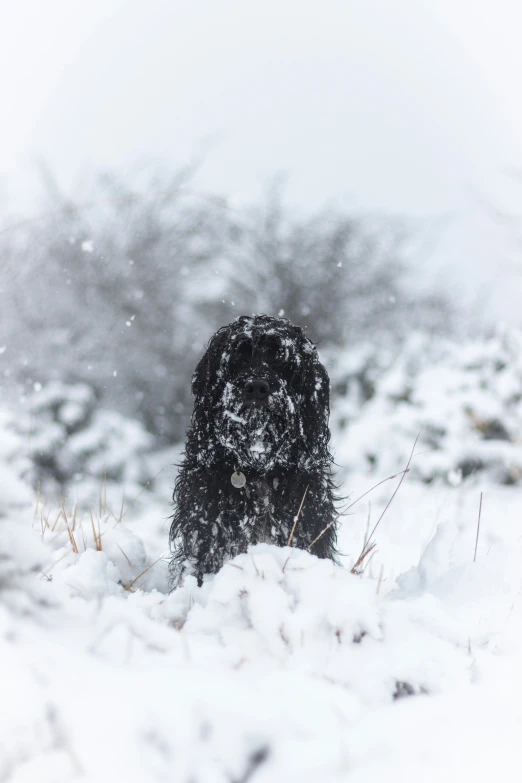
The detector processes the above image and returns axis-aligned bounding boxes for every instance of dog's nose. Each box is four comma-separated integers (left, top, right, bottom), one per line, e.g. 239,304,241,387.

244,378,270,402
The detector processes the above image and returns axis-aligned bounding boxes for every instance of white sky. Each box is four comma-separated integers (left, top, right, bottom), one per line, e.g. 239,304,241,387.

2,0,522,319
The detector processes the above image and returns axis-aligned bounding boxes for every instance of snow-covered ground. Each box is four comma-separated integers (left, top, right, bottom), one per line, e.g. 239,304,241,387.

3,332,522,782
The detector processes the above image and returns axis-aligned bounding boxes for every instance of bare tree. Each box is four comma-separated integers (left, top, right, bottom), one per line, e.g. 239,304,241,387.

0,166,453,444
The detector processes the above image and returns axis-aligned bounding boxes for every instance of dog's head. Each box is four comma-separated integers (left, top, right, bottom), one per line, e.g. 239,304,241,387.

188,314,331,472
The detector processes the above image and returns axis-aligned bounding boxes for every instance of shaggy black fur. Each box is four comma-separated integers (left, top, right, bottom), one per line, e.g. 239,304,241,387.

169,314,338,585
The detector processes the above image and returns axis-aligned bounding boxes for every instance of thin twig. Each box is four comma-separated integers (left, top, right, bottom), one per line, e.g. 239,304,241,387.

336,445,431,522
0,179,226,239
339,469,410,518
349,432,420,572
287,485,309,546
308,468,410,552
474,492,483,562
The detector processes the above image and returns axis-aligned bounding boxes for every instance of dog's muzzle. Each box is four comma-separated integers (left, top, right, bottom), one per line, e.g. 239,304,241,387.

243,378,270,407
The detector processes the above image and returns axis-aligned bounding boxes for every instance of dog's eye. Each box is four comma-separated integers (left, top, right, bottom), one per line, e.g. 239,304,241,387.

234,339,253,365
263,336,285,366
263,337,288,368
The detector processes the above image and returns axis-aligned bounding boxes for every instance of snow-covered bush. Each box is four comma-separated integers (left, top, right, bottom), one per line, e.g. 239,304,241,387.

334,328,522,485
0,166,453,443
0,409,33,516
0,409,45,601
326,340,397,429
16,382,156,500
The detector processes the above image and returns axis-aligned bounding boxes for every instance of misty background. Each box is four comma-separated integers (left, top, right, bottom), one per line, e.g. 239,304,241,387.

1,0,522,498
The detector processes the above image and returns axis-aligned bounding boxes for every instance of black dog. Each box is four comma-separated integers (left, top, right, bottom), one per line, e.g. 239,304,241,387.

169,314,338,585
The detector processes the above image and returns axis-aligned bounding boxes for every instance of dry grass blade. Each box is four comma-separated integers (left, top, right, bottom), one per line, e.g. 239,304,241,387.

65,582,84,596
117,544,132,567
117,491,126,523
124,554,166,592
287,485,309,546
474,492,483,562
41,549,70,577
251,555,260,577
51,509,63,531
308,469,410,553
103,471,108,515
376,564,385,594
339,469,410,518
59,503,80,554
104,501,119,523
350,432,420,573
98,471,107,518
66,525,79,554
118,468,165,523
39,503,51,538
90,510,103,551
33,483,41,527
350,541,377,574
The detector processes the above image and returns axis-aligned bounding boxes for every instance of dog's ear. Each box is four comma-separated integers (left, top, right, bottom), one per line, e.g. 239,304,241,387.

299,337,332,460
191,326,230,400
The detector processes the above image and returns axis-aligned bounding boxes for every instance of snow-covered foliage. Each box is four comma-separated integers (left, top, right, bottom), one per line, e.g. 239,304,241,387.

4,330,522,779
16,382,157,506
333,328,522,486
0,409,33,516
0,409,45,603
3,483,522,781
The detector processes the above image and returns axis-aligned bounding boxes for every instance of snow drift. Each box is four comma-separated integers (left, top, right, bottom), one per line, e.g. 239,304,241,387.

4,328,522,780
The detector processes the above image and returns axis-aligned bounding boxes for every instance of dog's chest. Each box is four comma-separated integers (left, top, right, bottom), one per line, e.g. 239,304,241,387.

221,473,290,542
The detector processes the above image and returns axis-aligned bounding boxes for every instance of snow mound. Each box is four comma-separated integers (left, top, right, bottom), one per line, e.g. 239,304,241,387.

163,545,472,702
3,504,522,782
